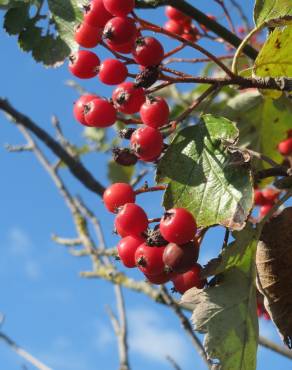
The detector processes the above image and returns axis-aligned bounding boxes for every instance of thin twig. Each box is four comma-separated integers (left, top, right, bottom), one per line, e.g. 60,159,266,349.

259,336,292,360
0,98,105,196
166,355,182,370
160,287,212,369
0,332,52,370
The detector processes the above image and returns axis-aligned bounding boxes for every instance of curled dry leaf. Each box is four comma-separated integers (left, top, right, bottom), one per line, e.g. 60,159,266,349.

256,207,292,347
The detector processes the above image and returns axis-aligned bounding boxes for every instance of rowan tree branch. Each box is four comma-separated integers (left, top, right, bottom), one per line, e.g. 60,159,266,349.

135,0,258,60
0,98,105,197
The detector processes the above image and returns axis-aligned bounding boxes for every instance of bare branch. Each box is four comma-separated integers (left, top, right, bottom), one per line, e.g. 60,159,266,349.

259,336,292,360
160,287,212,369
0,98,105,197
0,332,52,370
51,234,82,247
166,355,182,370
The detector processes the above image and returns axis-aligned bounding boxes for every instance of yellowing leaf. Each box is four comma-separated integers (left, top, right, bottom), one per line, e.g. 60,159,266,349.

253,25,292,98
254,0,292,27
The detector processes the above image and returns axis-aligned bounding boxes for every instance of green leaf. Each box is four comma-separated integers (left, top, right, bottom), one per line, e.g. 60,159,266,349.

157,114,253,230
253,25,292,98
18,23,42,52
107,161,135,184
254,0,292,27
47,0,82,55
224,91,292,171
32,35,71,67
3,3,30,35
182,224,259,370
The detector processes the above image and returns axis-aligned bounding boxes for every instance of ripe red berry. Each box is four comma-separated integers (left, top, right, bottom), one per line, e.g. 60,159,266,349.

73,94,98,125
103,17,137,45
163,240,199,274
69,50,100,79
115,203,148,237
160,208,197,245
83,0,112,28
262,188,279,203
130,126,163,162
164,20,184,35
117,235,144,268
135,243,166,276
103,182,136,213
103,0,135,17
98,59,128,85
278,137,292,156
74,22,101,48
254,189,267,206
140,97,169,128
172,263,205,294
165,6,190,22
84,98,116,127
182,25,199,42
112,82,145,114
259,203,274,219
144,271,175,285
132,37,164,67
106,39,135,54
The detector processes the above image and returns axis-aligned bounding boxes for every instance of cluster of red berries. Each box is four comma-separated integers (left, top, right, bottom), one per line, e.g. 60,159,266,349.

254,187,279,219
103,182,205,293
163,6,201,42
278,129,292,157
69,0,181,164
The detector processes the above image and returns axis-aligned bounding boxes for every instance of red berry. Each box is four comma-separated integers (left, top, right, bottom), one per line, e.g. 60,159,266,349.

163,240,199,274
84,98,116,127
160,208,197,245
133,37,164,67
103,182,136,213
237,26,246,34
172,264,205,294
135,243,166,276
182,25,199,42
73,94,98,125
254,189,267,206
165,6,190,22
144,271,175,285
74,22,102,48
164,20,183,35
117,235,144,268
130,126,163,162
259,203,274,219
115,203,148,237
103,0,135,17
278,137,292,156
98,59,128,85
106,39,135,54
140,97,169,128
69,50,100,79
112,82,145,114
103,17,137,45
83,0,112,28
287,129,292,138
257,302,264,317
262,188,279,203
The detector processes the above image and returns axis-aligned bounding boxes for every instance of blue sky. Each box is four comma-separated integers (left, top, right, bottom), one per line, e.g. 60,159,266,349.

0,1,291,369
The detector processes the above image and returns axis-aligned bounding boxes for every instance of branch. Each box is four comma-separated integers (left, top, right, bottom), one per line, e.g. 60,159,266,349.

135,0,258,60
166,355,182,370
259,336,292,360
161,287,212,369
0,332,52,370
0,98,105,197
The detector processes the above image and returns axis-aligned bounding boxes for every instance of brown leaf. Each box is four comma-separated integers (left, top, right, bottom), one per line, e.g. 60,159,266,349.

256,207,292,347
